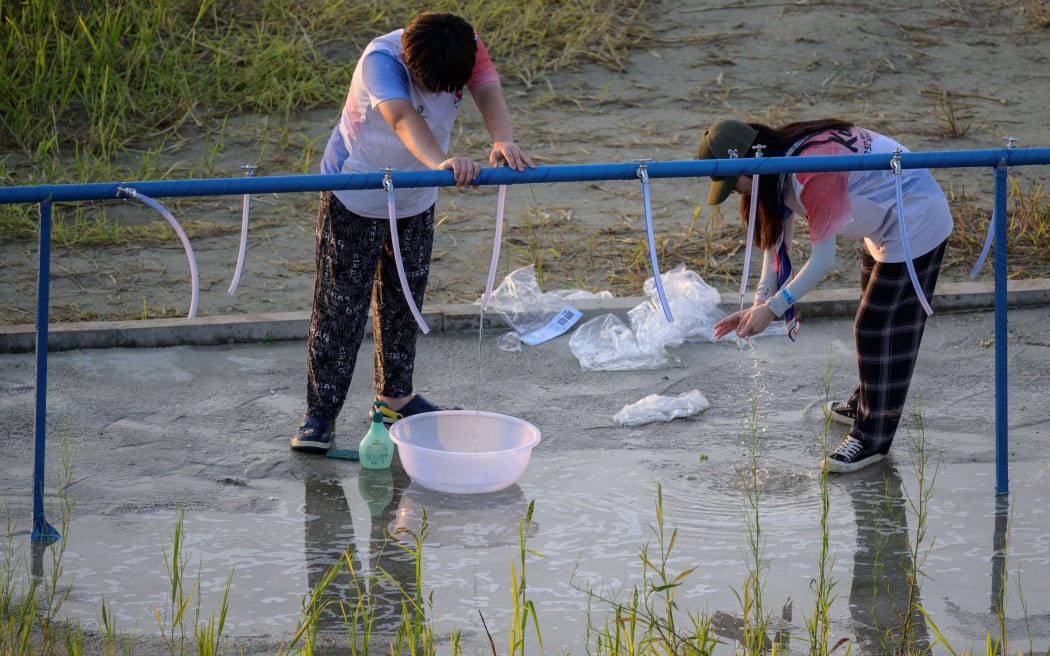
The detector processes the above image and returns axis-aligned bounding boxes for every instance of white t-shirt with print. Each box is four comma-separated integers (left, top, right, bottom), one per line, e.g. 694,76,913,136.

321,30,497,218
782,127,953,262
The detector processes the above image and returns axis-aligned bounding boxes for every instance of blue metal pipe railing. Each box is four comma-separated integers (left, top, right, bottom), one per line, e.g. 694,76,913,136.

3,148,1050,204
7,147,1050,540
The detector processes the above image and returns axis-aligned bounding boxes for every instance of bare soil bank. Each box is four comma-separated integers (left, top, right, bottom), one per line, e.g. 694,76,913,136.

2,0,1047,325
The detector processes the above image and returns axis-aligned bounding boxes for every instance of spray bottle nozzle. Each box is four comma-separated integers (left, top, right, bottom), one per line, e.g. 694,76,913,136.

371,400,390,424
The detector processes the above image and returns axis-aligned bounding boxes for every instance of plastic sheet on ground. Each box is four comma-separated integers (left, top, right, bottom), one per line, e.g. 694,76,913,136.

481,265,612,351
569,264,783,371
613,389,711,427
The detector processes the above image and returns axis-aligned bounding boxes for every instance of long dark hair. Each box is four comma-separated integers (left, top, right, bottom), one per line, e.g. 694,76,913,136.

739,118,855,248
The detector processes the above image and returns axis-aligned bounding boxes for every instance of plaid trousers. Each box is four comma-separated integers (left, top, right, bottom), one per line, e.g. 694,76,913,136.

846,239,947,452
306,192,434,420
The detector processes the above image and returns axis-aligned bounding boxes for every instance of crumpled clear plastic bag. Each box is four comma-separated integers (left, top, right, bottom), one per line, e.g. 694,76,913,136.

636,265,726,347
482,265,611,350
569,264,783,370
497,331,523,352
567,313,670,370
569,265,724,370
613,389,711,427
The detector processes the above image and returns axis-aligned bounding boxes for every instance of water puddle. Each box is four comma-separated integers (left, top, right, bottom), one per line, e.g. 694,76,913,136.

7,452,1050,653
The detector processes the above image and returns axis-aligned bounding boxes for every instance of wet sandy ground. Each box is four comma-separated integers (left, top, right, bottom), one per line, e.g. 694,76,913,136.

2,299,1049,654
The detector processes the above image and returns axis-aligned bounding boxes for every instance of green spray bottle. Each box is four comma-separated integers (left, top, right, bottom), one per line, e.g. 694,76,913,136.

359,409,394,470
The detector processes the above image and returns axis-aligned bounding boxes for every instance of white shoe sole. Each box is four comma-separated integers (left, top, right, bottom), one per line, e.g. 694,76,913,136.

821,452,885,473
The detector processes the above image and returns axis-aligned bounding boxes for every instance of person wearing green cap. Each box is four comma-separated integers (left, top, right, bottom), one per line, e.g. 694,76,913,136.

703,118,953,473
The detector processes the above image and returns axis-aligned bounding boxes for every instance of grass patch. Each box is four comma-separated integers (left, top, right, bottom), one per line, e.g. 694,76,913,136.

0,0,649,242
2,0,1047,315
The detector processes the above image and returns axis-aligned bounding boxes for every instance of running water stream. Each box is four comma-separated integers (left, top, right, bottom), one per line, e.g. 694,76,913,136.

474,308,485,451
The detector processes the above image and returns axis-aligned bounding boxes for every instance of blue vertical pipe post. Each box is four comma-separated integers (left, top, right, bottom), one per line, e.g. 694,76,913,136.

993,161,1009,496
32,201,60,543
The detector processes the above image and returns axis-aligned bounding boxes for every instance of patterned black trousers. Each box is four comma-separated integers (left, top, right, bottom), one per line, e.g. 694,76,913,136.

306,192,434,420
847,239,947,453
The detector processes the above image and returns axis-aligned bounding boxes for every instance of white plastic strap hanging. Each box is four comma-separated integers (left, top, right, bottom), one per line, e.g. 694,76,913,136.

384,170,431,334
480,175,508,311
637,159,673,322
738,144,764,310
118,186,200,319
970,137,1017,278
228,163,257,295
891,150,934,316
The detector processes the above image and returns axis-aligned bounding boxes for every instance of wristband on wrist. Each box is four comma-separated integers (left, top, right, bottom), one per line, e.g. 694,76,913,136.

780,287,796,306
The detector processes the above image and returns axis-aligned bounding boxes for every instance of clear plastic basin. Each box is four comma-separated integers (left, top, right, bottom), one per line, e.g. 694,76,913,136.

388,410,541,494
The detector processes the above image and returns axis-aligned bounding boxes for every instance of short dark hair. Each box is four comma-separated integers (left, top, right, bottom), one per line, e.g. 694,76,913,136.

401,12,478,93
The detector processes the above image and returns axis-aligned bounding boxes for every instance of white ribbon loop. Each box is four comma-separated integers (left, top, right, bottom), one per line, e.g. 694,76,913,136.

481,181,508,311
637,160,673,322
118,186,200,319
384,171,431,334
891,150,934,316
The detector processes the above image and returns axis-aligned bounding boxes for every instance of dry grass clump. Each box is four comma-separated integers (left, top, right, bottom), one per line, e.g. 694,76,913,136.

1020,0,1050,29
490,178,1050,301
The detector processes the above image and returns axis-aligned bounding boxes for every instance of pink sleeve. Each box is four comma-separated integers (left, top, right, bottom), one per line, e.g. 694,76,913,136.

796,139,853,243
466,34,500,90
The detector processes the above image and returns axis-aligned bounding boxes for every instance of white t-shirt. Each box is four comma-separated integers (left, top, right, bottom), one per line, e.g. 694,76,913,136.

320,30,498,218
756,127,954,307
782,127,953,262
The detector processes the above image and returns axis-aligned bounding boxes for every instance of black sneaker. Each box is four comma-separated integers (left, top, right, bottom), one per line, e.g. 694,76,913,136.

821,435,885,473
823,400,856,426
372,395,447,425
290,415,335,453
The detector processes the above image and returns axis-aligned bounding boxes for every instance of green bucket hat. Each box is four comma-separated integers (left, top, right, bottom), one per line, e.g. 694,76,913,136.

697,119,758,205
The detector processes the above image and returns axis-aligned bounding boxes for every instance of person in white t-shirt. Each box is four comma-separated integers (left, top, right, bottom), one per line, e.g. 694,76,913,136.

292,12,533,453
703,118,953,473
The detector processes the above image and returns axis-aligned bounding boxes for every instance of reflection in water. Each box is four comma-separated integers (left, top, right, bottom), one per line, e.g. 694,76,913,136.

943,493,1050,645
846,464,929,654
301,465,532,640
391,482,530,549
708,463,932,654
992,494,1009,617
302,461,416,634
31,540,48,580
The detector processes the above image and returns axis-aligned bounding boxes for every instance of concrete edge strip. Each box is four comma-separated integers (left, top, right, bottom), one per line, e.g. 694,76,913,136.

2,279,1049,353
